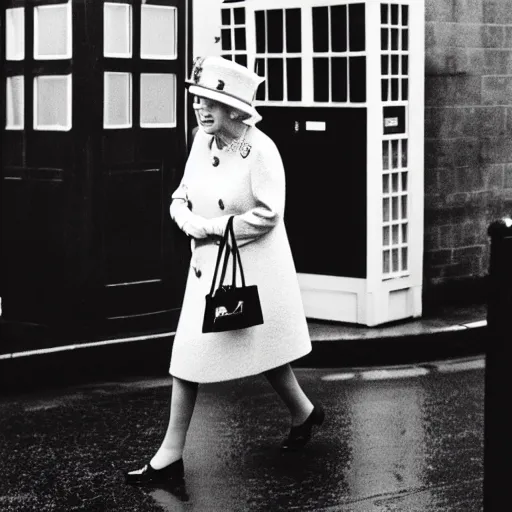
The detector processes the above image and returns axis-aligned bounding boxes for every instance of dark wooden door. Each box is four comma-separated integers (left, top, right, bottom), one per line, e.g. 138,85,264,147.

1,0,81,328
92,0,189,336
1,0,190,341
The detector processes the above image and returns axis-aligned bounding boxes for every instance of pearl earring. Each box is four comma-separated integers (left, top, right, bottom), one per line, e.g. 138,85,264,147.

230,112,239,120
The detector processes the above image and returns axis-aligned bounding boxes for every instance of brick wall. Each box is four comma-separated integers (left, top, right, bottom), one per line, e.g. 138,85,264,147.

424,0,512,307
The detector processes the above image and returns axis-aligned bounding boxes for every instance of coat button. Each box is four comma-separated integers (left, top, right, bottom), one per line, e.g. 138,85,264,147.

212,156,220,167
218,199,225,210
195,269,202,278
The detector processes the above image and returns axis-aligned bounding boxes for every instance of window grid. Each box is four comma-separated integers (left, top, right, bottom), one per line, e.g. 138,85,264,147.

312,3,366,104
220,6,248,68
382,137,409,277
254,8,302,103
380,3,408,102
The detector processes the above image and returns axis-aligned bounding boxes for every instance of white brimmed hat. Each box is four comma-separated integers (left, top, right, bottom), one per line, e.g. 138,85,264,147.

186,56,265,125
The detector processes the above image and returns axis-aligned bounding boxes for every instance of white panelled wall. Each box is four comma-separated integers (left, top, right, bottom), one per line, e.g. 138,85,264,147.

189,0,422,326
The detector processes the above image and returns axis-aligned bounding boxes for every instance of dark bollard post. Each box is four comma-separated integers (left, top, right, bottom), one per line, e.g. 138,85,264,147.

485,218,512,510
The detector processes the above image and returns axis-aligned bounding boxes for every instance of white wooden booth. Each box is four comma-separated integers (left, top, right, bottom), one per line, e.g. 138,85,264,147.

192,0,425,326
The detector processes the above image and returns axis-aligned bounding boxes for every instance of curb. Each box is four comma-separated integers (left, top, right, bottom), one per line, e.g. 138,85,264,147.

0,320,487,394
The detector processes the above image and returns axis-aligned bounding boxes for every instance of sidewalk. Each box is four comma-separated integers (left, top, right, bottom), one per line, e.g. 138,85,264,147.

0,365,484,511
0,303,487,392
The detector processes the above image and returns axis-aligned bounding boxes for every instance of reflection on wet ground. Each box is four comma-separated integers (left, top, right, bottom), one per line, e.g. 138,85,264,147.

0,362,484,511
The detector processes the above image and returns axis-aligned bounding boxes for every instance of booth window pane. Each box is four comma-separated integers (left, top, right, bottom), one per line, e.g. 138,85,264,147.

392,224,399,244
391,4,399,26
391,140,399,169
391,28,399,51
401,140,408,168
221,29,232,51
392,249,399,272
234,8,245,25
402,224,408,243
402,172,408,192
381,29,388,50
349,57,366,102
381,4,388,25
402,55,409,75
402,29,409,51
383,198,390,222
141,5,177,60
255,11,266,54
383,250,390,273
392,173,399,193
287,58,302,101
349,4,365,52
381,79,389,101
140,74,176,128
331,57,348,102
331,5,347,53
267,59,284,101
402,248,408,271
235,28,246,51
383,174,389,194
402,79,408,100
104,3,132,58
313,58,329,102
286,9,301,53
392,197,399,220
34,75,72,130
221,8,231,26
383,226,390,246
312,7,328,53
391,78,399,101
104,72,132,128
34,2,72,60
267,10,284,53
255,58,266,100
391,55,399,75
6,76,24,129
383,140,389,170
234,54,248,67
381,55,389,75
401,196,408,218
402,5,409,26
6,8,25,61
223,54,233,61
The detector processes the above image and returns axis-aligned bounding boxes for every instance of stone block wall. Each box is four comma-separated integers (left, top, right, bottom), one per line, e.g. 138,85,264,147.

424,0,512,307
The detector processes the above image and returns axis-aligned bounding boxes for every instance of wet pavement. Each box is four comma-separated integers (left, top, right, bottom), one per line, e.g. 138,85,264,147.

0,360,484,511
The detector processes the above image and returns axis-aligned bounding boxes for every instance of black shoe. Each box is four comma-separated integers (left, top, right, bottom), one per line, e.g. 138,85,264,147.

125,458,184,486
281,404,325,452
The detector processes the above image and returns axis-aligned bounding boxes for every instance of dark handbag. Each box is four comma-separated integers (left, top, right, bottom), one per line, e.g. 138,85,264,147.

202,216,264,333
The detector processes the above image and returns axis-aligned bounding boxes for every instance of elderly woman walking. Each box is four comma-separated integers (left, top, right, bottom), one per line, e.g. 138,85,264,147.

125,56,324,486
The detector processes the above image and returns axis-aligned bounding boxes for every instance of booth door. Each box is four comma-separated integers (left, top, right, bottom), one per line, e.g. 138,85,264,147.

1,1,79,324
97,0,189,334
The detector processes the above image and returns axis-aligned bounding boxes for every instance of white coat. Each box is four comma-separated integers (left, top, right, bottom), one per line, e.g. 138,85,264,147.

168,126,311,383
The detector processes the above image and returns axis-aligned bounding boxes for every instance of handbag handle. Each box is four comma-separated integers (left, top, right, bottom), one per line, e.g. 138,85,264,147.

209,216,235,297
227,218,246,288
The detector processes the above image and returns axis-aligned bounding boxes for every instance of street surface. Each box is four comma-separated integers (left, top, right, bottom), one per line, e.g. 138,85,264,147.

0,358,484,511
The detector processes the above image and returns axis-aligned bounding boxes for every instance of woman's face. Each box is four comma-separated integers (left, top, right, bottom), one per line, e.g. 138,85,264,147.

193,96,231,135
